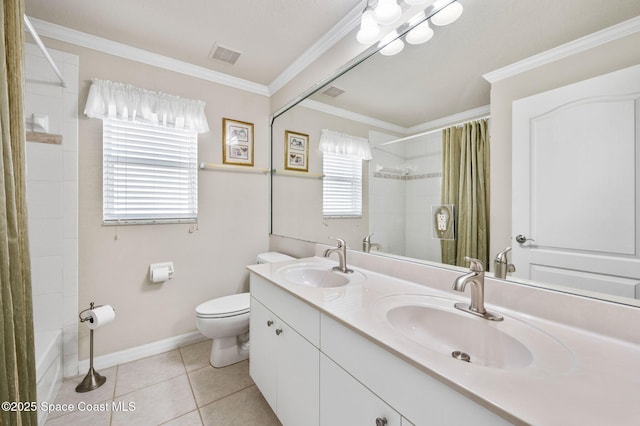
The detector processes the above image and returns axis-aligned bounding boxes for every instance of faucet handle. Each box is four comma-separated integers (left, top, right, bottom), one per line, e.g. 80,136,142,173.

464,256,485,272
328,237,346,247
363,233,373,242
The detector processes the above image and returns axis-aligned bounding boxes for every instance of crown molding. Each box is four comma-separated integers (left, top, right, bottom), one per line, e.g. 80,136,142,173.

267,0,365,95
300,99,407,134
483,15,640,84
406,105,490,134
28,17,271,97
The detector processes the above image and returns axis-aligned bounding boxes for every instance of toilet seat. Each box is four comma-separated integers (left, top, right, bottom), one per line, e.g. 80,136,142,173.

196,293,250,319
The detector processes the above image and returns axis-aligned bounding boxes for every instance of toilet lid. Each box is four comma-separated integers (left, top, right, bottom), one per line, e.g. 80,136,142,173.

196,292,250,318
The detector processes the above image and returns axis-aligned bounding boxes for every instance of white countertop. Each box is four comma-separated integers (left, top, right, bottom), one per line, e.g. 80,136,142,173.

248,256,640,426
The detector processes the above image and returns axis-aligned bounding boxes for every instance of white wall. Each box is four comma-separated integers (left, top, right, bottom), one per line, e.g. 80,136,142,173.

25,42,79,410
41,37,272,361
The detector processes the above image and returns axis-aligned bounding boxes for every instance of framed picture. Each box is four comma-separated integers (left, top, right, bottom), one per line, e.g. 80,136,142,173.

285,130,309,172
222,118,254,166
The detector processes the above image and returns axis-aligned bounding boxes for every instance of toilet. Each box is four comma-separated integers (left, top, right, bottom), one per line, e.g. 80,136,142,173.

195,252,294,367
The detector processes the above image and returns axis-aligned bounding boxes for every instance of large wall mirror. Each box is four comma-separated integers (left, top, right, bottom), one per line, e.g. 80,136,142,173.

271,0,640,308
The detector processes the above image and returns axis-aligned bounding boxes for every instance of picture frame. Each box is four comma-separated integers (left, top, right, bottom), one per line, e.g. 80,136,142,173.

284,130,309,172
222,118,254,166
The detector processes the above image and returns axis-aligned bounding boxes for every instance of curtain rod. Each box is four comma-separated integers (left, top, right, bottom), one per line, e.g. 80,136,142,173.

23,15,67,88
379,115,490,147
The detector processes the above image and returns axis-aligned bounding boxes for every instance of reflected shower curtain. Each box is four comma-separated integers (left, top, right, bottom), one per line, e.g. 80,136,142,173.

1,1,38,425
441,119,490,269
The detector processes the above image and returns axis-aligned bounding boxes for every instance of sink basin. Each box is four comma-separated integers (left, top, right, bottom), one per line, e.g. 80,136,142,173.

376,294,573,371
277,263,366,288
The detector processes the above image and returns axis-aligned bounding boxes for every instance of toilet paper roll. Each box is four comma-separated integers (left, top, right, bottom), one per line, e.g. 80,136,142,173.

150,266,170,283
85,305,115,330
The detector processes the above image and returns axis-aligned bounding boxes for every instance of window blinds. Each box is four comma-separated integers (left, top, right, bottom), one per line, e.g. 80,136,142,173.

103,119,198,224
323,153,363,218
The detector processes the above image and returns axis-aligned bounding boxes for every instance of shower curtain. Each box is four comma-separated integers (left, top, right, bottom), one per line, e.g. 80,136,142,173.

1,1,38,424
441,119,490,269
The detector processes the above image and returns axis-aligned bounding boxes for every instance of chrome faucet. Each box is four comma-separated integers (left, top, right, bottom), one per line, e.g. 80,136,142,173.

452,257,503,321
494,247,516,279
362,233,382,253
323,237,354,274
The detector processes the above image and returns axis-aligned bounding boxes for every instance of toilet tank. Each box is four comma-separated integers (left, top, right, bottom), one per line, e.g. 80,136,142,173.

256,252,295,264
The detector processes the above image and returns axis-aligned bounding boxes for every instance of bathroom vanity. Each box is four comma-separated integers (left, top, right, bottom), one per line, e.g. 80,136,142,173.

249,269,504,426
248,252,640,425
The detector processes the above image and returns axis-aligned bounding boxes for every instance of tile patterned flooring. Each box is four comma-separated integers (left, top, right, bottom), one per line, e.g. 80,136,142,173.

45,340,281,425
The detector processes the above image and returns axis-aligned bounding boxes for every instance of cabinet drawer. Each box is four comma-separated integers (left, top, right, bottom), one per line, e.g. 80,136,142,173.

250,273,320,347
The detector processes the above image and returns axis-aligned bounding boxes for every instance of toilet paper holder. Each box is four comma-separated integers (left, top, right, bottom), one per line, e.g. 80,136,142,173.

76,302,114,393
149,262,175,283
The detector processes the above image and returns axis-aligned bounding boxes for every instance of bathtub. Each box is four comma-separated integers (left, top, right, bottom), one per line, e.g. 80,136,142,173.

35,330,63,424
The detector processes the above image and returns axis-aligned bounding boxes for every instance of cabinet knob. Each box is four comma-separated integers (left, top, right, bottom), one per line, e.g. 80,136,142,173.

275,328,283,336
266,320,274,327
375,417,388,426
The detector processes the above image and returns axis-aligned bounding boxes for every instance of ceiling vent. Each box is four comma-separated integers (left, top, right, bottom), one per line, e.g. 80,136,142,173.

321,85,345,98
209,43,242,65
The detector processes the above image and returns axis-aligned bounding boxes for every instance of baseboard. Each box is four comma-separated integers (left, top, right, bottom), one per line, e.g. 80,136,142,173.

78,331,208,373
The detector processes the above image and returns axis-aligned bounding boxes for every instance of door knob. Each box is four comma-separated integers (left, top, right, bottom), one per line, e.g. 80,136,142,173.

515,234,535,244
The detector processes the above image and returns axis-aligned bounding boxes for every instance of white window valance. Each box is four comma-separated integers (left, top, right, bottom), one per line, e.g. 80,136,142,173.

84,79,209,133
319,129,372,160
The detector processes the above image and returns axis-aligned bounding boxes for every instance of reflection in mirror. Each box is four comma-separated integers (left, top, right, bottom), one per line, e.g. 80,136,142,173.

271,0,640,307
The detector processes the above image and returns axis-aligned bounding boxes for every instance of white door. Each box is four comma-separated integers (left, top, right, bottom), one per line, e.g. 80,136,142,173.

512,64,640,299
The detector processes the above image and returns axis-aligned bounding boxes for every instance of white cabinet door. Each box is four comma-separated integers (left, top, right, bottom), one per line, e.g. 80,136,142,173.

250,296,320,426
320,354,401,426
277,321,319,426
249,297,277,411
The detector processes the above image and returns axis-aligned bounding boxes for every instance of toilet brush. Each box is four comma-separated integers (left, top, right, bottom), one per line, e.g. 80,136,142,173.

75,302,112,392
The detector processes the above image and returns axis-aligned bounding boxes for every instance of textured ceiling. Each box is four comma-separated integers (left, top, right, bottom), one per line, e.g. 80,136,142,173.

24,0,363,85
309,0,640,127
24,0,640,128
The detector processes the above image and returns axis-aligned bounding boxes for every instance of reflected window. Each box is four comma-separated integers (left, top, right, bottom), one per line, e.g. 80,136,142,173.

322,153,362,218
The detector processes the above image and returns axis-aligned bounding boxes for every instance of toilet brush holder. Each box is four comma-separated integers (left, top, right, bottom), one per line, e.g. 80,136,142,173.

76,302,107,393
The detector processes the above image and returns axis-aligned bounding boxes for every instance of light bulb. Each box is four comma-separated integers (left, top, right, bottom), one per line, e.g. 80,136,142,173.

356,9,381,44
374,0,402,26
406,21,434,45
379,32,404,56
431,1,464,26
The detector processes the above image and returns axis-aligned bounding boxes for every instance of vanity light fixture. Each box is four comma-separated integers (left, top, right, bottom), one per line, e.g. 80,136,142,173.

356,3,381,44
379,31,405,56
374,0,402,25
430,1,464,26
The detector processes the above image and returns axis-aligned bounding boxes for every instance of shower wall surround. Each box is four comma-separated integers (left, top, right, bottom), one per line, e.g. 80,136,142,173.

24,42,79,418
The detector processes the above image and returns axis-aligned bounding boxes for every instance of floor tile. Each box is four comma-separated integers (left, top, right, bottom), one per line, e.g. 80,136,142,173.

47,366,117,419
179,340,212,372
44,407,111,426
115,349,185,396
160,409,203,425
188,360,254,407
200,385,281,426
111,374,196,426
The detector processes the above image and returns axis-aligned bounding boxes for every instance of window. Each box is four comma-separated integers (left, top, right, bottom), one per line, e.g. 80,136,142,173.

322,153,363,218
102,119,198,224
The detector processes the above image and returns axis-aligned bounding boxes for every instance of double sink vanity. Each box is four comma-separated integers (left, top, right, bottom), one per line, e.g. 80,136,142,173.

247,244,640,425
